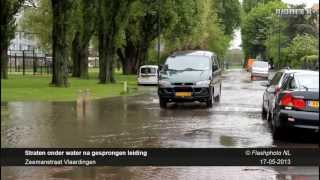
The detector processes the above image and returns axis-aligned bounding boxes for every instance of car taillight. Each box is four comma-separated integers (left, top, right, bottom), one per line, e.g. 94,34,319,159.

280,93,306,110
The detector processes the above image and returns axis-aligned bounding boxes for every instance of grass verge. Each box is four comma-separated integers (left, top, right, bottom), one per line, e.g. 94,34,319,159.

1,72,140,102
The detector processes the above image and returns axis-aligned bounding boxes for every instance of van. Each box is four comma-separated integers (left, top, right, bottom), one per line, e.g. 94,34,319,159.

137,65,158,85
158,50,222,108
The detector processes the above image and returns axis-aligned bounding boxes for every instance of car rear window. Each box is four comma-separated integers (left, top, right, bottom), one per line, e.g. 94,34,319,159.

295,73,319,90
141,68,157,74
253,61,268,68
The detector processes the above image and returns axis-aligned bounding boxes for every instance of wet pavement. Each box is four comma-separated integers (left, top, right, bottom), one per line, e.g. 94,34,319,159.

1,69,319,179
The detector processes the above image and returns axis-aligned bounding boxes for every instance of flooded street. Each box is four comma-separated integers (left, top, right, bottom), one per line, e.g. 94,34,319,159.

1,69,318,179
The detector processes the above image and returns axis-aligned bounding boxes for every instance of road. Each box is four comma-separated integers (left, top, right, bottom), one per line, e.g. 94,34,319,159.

1,69,318,179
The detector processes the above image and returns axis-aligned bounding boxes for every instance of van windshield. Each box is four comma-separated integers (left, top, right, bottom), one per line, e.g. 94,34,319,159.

141,67,157,74
165,56,210,71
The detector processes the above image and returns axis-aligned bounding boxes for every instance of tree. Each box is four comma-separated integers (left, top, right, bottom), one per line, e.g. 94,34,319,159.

51,0,74,87
164,0,231,57
283,34,319,68
241,1,286,63
264,5,319,68
1,0,26,79
214,0,241,36
242,0,278,13
117,0,176,75
21,0,52,53
284,4,319,40
71,0,97,78
97,0,132,83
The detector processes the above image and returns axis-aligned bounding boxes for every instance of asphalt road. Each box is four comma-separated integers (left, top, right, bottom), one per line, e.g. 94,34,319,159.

1,69,318,179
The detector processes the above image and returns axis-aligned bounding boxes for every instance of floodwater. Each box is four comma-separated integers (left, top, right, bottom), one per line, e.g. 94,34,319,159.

1,69,318,179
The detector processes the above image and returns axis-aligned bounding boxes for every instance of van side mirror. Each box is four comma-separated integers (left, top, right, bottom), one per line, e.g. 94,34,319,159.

212,65,218,71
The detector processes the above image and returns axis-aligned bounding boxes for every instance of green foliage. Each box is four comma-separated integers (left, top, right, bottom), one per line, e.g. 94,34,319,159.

242,0,278,13
265,29,289,67
21,0,52,52
214,0,241,35
283,34,319,68
1,0,25,79
1,0,24,47
164,0,231,57
241,1,286,60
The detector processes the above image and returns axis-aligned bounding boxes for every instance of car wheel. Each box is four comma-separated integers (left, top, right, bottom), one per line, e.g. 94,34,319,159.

159,98,167,108
271,123,284,140
271,114,287,140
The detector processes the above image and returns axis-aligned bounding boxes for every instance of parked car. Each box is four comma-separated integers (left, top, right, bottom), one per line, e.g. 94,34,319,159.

262,69,319,140
158,50,222,108
137,65,158,85
251,61,269,80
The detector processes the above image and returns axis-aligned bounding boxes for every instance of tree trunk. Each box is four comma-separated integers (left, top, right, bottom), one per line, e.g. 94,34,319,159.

72,31,80,77
71,33,91,79
79,43,89,79
98,32,115,83
1,47,8,79
51,0,72,87
136,40,149,70
118,39,143,75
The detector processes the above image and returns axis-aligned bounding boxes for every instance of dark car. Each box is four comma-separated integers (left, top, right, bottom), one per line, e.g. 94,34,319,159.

158,50,222,108
262,70,319,140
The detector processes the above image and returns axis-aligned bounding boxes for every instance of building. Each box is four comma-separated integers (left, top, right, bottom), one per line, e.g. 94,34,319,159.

311,4,319,29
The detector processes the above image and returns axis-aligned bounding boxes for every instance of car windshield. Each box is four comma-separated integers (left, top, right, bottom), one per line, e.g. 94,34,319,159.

253,61,268,68
295,73,319,90
165,55,210,71
141,67,157,74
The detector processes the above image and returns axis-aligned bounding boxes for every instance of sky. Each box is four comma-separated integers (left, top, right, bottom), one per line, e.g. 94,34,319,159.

230,0,319,49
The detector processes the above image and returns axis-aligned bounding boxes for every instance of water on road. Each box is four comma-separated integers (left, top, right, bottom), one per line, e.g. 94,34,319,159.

1,69,318,180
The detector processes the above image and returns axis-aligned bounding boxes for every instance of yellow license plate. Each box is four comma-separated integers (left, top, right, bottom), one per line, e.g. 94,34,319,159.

310,101,319,108
175,92,192,97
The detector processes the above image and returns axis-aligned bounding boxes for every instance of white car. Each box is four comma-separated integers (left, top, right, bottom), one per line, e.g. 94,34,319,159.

251,61,269,80
138,65,158,85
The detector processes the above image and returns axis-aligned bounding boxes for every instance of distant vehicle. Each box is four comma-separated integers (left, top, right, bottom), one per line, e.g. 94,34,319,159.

246,58,255,72
251,61,269,80
137,65,158,85
158,50,222,108
261,69,319,140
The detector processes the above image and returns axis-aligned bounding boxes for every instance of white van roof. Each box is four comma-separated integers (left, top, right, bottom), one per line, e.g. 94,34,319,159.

140,65,158,69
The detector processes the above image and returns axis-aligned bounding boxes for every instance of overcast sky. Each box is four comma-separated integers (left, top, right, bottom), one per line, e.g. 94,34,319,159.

230,0,319,49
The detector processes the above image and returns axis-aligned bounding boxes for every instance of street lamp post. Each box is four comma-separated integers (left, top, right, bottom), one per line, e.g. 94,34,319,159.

277,15,281,68
157,0,161,67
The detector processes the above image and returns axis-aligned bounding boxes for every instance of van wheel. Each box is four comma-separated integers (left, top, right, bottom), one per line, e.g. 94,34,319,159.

262,105,267,120
214,85,221,102
206,88,214,108
159,98,167,108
